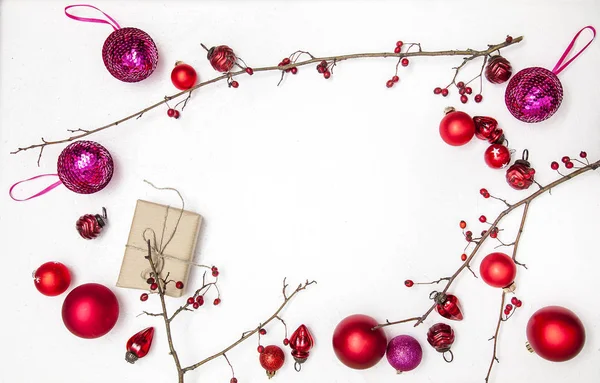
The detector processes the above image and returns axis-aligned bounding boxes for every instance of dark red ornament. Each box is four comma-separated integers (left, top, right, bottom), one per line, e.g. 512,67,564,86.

506,150,536,190
526,306,585,362
259,345,285,379
33,261,71,296
427,323,455,362
431,291,463,321
480,252,517,289
125,327,155,364
484,144,511,169
289,324,315,371
206,45,236,73
439,107,475,146
76,207,107,239
171,62,197,90
332,314,387,370
485,55,512,84
473,116,504,144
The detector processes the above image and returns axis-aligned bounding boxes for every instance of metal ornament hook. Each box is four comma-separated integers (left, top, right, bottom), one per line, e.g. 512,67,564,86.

443,350,454,363
429,291,439,300
522,149,529,161
102,206,108,220
294,362,302,372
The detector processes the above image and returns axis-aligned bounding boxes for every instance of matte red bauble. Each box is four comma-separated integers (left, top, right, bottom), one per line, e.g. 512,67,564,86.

259,345,285,378
439,108,475,146
480,252,517,288
332,314,387,369
473,116,504,144
485,55,512,84
171,62,197,90
62,283,119,339
526,306,585,362
289,324,315,371
33,262,71,296
506,150,536,190
484,144,511,169
432,292,463,321
126,327,155,364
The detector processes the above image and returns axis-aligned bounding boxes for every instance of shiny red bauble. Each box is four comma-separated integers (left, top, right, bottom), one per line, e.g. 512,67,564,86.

506,159,536,190
62,283,119,339
171,62,197,90
479,252,517,288
332,314,387,369
439,108,475,146
289,324,315,370
473,116,504,144
432,292,463,321
33,262,71,296
126,327,155,364
484,144,511,169
259,345,285,378
207,45,236,73
427,323,455,362
76,207,107,240
526,306,585,362
485,55,512,84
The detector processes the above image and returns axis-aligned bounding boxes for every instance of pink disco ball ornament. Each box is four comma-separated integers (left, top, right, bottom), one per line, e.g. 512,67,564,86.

102,27,158,83
57,141,114,194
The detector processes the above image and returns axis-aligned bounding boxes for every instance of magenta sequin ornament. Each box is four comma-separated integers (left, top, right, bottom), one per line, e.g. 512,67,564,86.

505,26,595,123
58,141,114,194
385,335,422,374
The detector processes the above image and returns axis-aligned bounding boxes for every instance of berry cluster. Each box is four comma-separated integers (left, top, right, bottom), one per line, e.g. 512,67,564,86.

550,151,588,173
459,214,499,247
504,296,523,319
227,78,239,88
279,57,299,75
166,108,180,119
385,41,411,88
316,60,333,79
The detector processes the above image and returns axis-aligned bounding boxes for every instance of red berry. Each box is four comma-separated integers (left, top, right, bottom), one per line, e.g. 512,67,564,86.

459,220,467,229
394,46,401,54
231,378,238,383
392,75,399,83
404,279,414,287
551,161,559,170
150,283,158,291
282,58,291,65
515,300,522,307
465,230,472,237
401,58,409,67
465,87,472,94
291,67,298,74
245,67,254,75
211,266,218,271
173,110,180,119
167,109,175,118
506,304,513,310
193,302,200,309
479,215,487,223
396,40,404,47
580,151,587,158
474,94,483,103
490,229,498,239
483,192,490,199
187,297,195,305
140,293,149,302
561,156,570,163
231,80,239,88
459,88,466,95
258,345,265,353
511,297,519,305
283,338,290,346
441,88,449,97
434,87,442,94
481,230,487,236
175,281,184,289
320,60,327,67
460,95,468,104
461,253,467,261
386,80,394,88
196,295,204,305
212,270,220,277
457,81,465,88
565,161,574,169
504,309,510,315
480,188,488,196
259,328,267,335
317,65,324,74
146,277,155,284
214,298,221,305
506,35,513,43
324,71,331,79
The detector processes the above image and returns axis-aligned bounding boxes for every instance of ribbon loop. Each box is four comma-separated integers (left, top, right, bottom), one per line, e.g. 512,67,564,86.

552,26,596,75
9,174,62,201
64,4,121,31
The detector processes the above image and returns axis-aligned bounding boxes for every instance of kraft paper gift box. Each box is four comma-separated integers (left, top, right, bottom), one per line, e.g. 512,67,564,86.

116,200,202,297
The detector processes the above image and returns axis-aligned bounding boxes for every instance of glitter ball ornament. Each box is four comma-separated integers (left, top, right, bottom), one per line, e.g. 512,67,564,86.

126,327,155,364
58,141,114,194
76,207,108,239
505,26,595,123
204,44,237,73
386,335,423,374
259,345,285,378
431,291,463,321
506,150,536,190
526,306,585,362
65,5,158,83
427,323,455,362
485,55,512,84
33,261,71,296
62,283,119,339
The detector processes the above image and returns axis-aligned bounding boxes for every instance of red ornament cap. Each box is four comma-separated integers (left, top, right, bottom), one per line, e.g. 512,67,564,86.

431,292,463,321
126,327,155,364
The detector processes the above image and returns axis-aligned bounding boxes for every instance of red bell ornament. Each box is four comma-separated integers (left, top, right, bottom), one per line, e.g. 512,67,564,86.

259,345,285,379
204,44,237,73
289,324,315,371
485,55,512,84
526,306,585,362
506,149,536,190
439,107,475,146
427,323,455,362
431,291,463,321
473,116,504,144
76,207,107,239
480,252,517,289
484,144,511,169
125,327,155,364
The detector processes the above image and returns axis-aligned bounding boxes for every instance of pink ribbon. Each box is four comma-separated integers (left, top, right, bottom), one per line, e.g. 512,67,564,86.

64,4,121,31
9,174,63,202
552,26,596,75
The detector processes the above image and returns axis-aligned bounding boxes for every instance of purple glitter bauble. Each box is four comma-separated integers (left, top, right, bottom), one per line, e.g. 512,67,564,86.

386,335,422,373
102,27,158,82
505,67,563,123
57,141,114,194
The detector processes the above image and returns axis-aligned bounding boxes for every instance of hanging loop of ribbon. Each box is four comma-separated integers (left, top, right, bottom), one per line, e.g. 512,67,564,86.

9,174,63,202
552,25,596,75
64,4,121,31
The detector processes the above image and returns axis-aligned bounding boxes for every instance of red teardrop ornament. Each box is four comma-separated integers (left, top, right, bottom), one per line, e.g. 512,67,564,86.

473,116,504,144
427,323,455,362
289,324,315,371
432,292,463,321
125,327,155,363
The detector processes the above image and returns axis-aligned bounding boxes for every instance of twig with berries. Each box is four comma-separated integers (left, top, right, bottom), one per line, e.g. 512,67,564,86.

11,36,522,164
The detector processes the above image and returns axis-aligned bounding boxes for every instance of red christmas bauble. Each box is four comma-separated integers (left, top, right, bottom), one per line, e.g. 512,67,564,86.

473,116,504,144
484,144,511,169
33,262,71,296
289,324,315,369
479,252,517,288
171,62,197,90
76,207,107,240
126,327,155,364
332,314,387,369
259,345,285,378
433,292,463,321
526,306,585,362
439,108,475,146
207,45,236,73
62,283,119,339
506,159,535,190
485,55,512,84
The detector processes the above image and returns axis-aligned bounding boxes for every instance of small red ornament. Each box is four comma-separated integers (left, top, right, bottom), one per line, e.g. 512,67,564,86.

125,327,155,364
506,150,536,190
289,324,315,371
484,144,511,169
206,45,236,73
62,283,119,339
171,62,197,90
485,55,513,84
431,292,463,321
473,116,504,144
33,261,71,296
480,252,517,289
259,345,285,378
427,323,455,362
332,314,387,370
439,107,475,146
76,207,108,239
526,306,585,362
